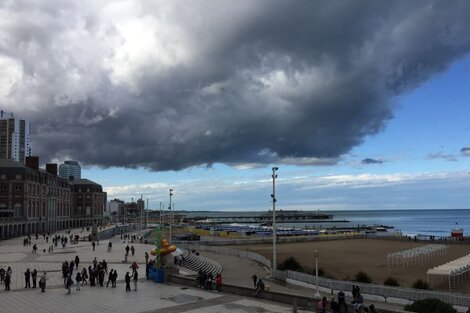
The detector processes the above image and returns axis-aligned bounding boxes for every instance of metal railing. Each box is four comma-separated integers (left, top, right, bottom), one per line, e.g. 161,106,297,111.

285,270,470,307
175,243,272,268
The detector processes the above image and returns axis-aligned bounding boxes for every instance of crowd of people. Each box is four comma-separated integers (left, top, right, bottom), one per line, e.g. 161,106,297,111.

314,285,378,313
1,226,148,295
196,270,222,292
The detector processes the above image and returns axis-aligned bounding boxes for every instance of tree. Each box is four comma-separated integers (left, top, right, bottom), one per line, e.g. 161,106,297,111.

404,298,456,313
354,271,372,283
277,256,303,271
383,277,399,286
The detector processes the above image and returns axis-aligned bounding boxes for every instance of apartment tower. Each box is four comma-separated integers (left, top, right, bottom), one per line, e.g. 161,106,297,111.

0,111,31,163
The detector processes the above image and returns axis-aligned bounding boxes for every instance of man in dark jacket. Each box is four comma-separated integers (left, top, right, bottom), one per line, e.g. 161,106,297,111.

125,272,131,292
32,269,38,288
24,268,31,288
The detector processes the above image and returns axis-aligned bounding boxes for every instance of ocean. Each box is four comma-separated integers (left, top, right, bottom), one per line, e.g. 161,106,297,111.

184,209,470,237
329,209,470,237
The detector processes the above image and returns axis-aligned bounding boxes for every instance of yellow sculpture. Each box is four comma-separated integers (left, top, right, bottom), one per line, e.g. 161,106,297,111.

150,238,176,256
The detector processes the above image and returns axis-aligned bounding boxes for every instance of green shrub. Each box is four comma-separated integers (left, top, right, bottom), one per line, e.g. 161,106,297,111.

412,279,430,290
404,298,456,313
383,277,399,286
354,271,372,283
277,256,303,271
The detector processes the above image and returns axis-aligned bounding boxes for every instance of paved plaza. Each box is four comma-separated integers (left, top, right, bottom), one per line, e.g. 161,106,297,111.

0,227,310,313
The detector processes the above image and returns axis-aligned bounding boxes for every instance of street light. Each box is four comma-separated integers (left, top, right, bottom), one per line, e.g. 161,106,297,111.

140,195,143,231
314,250,321,299
271,166,279,275
169,189,173,240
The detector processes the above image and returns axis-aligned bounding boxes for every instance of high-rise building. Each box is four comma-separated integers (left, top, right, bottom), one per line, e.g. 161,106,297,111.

59,160,82,180
0,111,31,163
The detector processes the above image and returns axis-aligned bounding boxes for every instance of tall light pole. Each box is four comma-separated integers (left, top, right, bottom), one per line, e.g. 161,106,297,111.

140,195,143,230
169,189,173,240
146,198,149,229
271,167,279,275
159,202,162,228
314,250,321,299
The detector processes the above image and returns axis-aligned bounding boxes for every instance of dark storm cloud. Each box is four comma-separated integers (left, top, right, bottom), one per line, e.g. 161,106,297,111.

461,147,470,156
2,1,470,170
361,158,384,165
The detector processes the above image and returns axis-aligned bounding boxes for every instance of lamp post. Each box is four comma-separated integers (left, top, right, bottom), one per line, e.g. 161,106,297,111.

159,202,162,228
140,195,143,231
314,250,321,299
271,166,278,275
169,189,173,240
146,198,149,229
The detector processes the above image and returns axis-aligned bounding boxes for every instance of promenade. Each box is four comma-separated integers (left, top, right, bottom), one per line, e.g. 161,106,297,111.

0,227,310,313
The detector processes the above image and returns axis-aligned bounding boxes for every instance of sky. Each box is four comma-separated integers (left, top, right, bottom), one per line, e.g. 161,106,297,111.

1,1,470,211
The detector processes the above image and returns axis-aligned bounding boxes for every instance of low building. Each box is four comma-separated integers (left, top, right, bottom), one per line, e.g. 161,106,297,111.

0,157,106,240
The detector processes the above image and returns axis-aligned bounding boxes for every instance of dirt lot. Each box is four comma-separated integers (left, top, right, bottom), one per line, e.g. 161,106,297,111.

244,238,470,291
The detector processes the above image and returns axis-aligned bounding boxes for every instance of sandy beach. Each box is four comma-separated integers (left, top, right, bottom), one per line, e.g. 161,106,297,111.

244,238,470,292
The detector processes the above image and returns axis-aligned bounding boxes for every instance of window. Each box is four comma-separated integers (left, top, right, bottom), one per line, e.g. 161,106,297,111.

0,174,6,179
15,185,21,191
15,174,22,180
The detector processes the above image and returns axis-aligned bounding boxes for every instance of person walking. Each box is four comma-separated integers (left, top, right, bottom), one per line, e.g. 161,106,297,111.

125,272,131,292
106,269,113,287
65,274,73,294
215,274,222,292
112,270,118,287
131,245,135,256
24,268,31,288
32,269,38,288
75,272,82,291
81,267,88,285
125,245,130,256
145,252,149,264
92,241,96,251
4,270,11,291
40,272,47,292
130,261,139,274
108,241,112,252
75,255,80,270
0,267,5,284
251,274,258,288
133,270,138,291
255,278,264,296
338,290,347,313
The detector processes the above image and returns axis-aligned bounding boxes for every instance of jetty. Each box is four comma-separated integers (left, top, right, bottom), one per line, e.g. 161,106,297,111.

184,210,337,224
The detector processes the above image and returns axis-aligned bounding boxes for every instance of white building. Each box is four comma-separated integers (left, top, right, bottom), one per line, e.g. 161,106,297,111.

0,111,31,163
106,199,124,222
59,160,82,180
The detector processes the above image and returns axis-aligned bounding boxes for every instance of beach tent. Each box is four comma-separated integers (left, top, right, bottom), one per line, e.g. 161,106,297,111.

427,253,470,291
387,244,447,268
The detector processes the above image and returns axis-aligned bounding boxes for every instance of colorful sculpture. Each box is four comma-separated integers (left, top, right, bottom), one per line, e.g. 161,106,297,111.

151,238,176,256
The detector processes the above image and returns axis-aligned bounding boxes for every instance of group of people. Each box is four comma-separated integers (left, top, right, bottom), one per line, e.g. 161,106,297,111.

125,244,136,256
60,256,139,294
25,231,82,256
315,286,378,313
1,266,48,292
251,274,265,296
0,266,12,291
196,270,222,292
